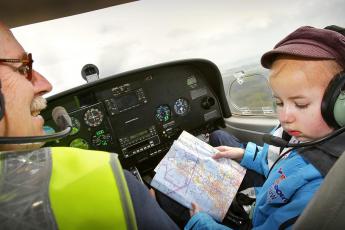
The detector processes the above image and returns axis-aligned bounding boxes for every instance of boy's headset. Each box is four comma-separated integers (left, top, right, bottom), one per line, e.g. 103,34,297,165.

321,71,345,128
0,80,72,144
322,25,345,128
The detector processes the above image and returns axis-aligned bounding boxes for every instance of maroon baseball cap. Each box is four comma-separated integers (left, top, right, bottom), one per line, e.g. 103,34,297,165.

261,26,345,69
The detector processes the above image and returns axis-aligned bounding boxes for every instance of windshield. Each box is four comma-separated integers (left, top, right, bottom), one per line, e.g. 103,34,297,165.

11,0,345,97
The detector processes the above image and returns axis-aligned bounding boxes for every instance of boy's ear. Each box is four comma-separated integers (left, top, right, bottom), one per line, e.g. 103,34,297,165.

321,71,345,128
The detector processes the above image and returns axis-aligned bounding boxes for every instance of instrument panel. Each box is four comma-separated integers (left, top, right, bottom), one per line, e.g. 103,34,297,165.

42,59,230,173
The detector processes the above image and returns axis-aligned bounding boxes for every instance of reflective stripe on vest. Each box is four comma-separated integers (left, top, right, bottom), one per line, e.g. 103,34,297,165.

0,148,58,229
0,147,137,230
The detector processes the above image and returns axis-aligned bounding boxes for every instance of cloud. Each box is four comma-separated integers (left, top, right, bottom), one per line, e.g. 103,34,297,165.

11,0,345,96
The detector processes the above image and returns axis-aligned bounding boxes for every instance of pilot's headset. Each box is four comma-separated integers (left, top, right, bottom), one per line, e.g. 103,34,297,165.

0,81,5,121
321,25,345,129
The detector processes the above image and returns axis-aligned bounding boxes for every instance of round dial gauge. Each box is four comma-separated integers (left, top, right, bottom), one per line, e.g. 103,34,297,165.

70,117,81,135
174,98,189,116
84,108,103,127
70,138,89,150
155,105,171,122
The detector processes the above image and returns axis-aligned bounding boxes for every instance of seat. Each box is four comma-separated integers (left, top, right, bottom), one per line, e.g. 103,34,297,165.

294,150,345,229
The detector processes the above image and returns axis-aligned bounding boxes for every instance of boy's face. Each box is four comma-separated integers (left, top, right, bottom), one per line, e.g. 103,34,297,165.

269,58,339,142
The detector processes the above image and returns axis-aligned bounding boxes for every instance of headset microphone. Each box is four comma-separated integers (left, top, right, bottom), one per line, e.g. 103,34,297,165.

52,106,72,131
0,106,72,144
262,125,345,148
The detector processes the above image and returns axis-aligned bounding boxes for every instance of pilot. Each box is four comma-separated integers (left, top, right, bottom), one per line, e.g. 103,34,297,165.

0,21,179,230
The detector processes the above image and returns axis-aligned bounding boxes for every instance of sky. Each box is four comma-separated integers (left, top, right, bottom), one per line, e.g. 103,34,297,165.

11,0,345,96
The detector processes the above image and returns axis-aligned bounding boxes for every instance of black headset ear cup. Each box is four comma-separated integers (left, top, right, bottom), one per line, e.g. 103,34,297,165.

0,82,4,121
321,71,345,128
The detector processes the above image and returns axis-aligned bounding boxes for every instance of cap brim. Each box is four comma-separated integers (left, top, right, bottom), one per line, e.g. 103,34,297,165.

261,43,335,68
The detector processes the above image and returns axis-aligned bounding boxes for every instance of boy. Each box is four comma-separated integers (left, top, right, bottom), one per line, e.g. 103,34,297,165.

185,26,345,229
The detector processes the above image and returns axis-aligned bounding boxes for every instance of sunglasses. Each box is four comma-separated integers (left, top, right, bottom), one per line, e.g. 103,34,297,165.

0,53,33,81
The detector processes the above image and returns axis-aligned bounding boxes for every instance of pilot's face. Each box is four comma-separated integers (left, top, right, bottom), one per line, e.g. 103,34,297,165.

0,23,52,150
269,57,340,142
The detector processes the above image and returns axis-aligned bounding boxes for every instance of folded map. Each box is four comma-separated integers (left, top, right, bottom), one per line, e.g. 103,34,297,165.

151,130,246,221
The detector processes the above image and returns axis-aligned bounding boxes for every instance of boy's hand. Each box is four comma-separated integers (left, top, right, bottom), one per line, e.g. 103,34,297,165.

149,188,156,199
212,146,244,162
189,202,201,217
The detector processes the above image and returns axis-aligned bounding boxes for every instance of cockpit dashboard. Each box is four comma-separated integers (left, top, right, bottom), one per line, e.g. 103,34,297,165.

42,59,230,174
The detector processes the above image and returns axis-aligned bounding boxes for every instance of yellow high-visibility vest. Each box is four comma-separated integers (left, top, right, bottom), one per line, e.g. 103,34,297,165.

0,147,137,230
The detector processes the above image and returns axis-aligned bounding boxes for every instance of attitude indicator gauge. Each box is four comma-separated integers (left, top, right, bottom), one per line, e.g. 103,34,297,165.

155,105,171,122
84,108,104,127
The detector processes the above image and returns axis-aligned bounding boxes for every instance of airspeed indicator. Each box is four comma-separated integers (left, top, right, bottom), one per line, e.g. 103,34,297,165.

174,98,189,116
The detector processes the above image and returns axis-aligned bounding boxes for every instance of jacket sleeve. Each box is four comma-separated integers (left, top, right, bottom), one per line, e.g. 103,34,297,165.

184,212,232,230
252,179,322,230
240,142,270,176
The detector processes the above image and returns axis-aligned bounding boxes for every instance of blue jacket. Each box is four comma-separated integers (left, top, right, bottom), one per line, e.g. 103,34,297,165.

185,127,345,230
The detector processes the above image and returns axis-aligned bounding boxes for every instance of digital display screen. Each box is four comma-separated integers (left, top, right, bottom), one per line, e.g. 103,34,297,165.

130,130,148,140
127,140,150,152
114,92,139,111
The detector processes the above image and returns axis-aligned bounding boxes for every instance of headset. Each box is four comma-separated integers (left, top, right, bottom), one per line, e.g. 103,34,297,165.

321,71,345,128
321,24,345,128
0,81,5,121
324,25,345,36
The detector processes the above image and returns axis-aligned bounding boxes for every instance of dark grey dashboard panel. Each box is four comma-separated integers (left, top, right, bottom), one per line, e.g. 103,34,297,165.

42,59,228,173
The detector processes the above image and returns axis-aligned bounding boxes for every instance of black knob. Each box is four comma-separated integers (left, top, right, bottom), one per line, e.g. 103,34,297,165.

201,96,215,109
